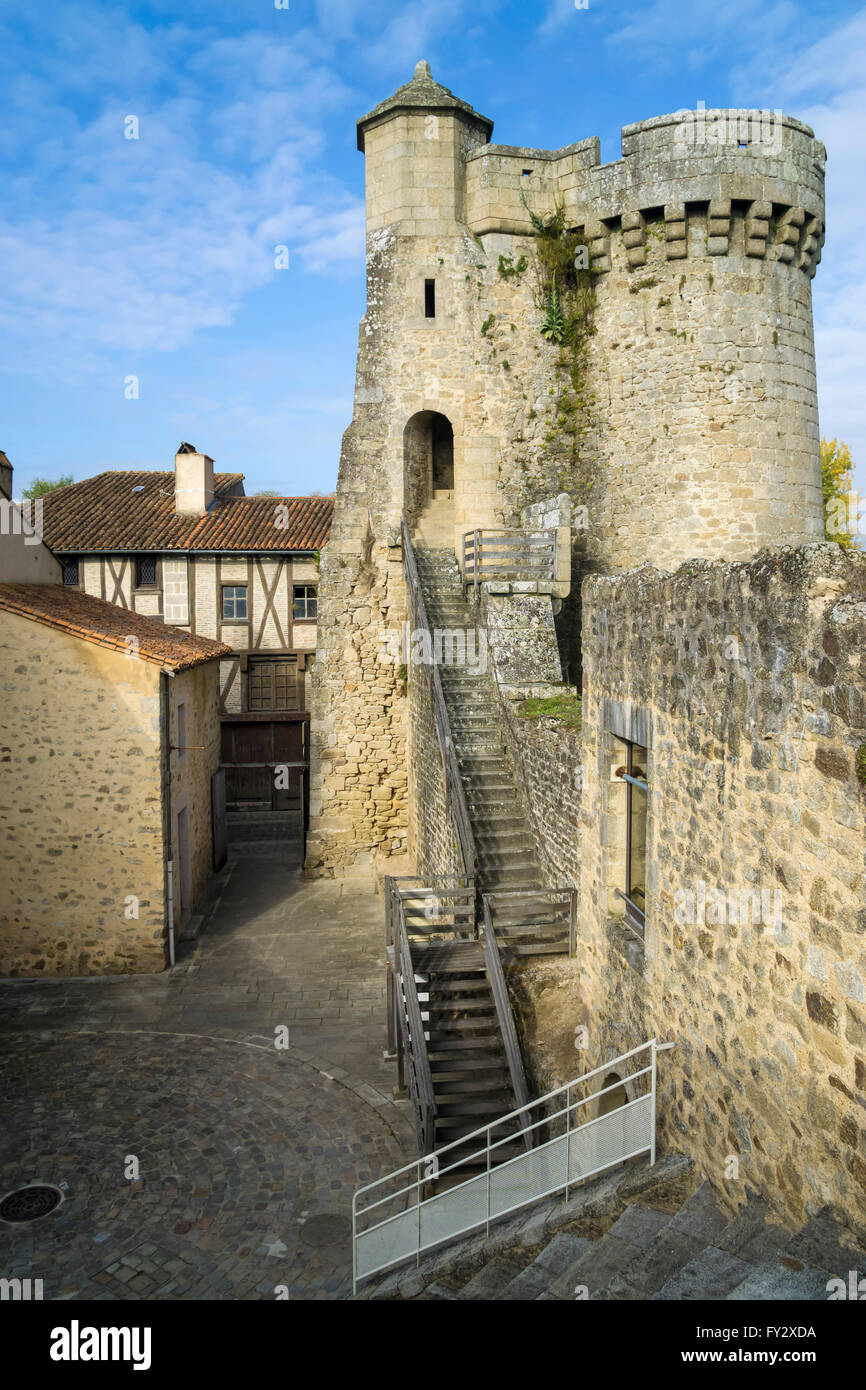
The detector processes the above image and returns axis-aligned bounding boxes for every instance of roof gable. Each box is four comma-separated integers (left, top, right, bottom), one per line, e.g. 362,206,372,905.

40,472,333,554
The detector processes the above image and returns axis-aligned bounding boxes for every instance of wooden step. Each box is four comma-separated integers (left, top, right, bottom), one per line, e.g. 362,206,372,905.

424,977,493,994
430,1057,511,1076
437,1098,515,1118
427,1038,504,1054
430,1067,511,1089
427,1018,499,1035
425,999,494,1014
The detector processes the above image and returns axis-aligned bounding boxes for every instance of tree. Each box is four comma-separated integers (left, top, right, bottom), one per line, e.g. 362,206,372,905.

820,438,856,548
22,475,73,499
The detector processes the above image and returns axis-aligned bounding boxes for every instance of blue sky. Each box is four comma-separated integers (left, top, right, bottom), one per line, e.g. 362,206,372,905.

1,0,864,512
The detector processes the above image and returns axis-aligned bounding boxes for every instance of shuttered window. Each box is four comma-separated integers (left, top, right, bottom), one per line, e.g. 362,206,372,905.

246,656,300,711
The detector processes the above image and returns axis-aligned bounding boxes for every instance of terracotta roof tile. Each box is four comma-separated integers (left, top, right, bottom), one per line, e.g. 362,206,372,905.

0,583,231,671
40,472,333,553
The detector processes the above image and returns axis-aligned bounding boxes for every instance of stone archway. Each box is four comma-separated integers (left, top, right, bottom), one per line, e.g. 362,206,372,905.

596,1071,628,1117
403,411,455,527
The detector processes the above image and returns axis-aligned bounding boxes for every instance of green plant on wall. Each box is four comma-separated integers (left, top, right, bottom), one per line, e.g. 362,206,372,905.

857,744,866,785
521,189,598,489
540,276,569,343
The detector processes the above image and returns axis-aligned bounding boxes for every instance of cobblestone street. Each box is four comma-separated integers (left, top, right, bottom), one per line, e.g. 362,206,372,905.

0,854,413,1299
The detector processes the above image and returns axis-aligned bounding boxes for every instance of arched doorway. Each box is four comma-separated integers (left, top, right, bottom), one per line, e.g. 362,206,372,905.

596,1071,628,1117
404,411,454,527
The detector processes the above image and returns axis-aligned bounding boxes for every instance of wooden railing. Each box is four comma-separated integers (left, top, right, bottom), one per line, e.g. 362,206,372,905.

483,887,577,957
386,880,436,1155
402,516,477,881
482,899,533,1151
462,528,558,600
386,877,476,938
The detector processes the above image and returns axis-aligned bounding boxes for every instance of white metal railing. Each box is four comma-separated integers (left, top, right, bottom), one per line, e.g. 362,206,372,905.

352,1037,673,1293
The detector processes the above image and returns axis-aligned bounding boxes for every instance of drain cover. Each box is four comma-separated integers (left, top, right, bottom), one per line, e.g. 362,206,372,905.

297,1213,351,1248
0,1185,63,1223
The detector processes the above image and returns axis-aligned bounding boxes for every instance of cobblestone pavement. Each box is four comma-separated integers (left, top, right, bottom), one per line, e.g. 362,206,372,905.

0,854,413,1299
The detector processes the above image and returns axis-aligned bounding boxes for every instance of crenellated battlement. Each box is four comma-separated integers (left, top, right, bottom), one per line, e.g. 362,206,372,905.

462,107,825,279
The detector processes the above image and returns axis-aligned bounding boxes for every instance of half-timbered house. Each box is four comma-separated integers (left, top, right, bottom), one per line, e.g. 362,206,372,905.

40,444,333,832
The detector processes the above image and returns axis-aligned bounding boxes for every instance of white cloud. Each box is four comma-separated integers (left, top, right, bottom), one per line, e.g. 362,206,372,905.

0,16,363,375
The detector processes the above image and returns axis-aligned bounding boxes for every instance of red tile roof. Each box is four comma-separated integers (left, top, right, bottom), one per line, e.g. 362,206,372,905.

0,583,231,671
40,472,333,553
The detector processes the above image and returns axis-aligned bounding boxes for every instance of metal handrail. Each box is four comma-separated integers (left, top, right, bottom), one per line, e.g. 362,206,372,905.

402,516,477,882
352,1037,673,1291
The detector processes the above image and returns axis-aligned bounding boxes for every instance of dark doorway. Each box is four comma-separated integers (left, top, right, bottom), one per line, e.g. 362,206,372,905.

432,414,454,491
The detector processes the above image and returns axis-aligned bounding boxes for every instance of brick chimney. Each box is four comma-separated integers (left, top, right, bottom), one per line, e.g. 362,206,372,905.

174,442,215,517
0,450,12,500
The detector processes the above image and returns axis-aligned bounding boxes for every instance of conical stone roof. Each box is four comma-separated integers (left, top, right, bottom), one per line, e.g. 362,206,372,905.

357,60,494,151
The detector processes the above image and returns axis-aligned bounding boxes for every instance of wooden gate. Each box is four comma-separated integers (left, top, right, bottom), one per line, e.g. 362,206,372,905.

219,714,308,845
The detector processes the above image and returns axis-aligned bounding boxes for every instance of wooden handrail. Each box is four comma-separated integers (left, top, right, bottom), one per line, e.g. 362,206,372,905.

483,886,578,958
461,527,558,588
482,899,532,1150
393,889,437,1154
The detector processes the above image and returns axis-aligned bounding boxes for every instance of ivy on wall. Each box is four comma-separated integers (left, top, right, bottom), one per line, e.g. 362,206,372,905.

522,191,599,490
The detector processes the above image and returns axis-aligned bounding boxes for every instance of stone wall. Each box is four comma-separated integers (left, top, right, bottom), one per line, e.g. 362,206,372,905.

500,700,584,888
0,613,168,975
518,543,866,1230
305,536,409,877
407,664,463,880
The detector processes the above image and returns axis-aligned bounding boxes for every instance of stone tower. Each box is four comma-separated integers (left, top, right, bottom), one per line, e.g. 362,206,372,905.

304,63,827,877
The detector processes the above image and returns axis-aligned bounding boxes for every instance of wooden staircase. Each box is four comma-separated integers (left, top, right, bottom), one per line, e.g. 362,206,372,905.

412,939,527,1169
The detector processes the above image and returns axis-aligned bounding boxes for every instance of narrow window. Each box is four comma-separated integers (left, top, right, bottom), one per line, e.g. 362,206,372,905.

222,584,248,620
522,169,532,178
293,584,317,620
615,739,648,934
176,701,186,761
61,558,79,586
135,556,157,588
424,279,436,318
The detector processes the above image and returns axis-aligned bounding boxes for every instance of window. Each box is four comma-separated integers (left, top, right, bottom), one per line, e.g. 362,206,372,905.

222,585,248,620
522,169,533,177
615,739,648,934
176,701,186,761
293,584,317,620
247,656,300,712
61,558,79,586
424,279,436,318
135,556,157,588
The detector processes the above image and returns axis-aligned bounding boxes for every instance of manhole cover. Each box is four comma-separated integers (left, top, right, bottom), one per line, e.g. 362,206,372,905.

298,1213,351,1248
0,1184,63,1224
